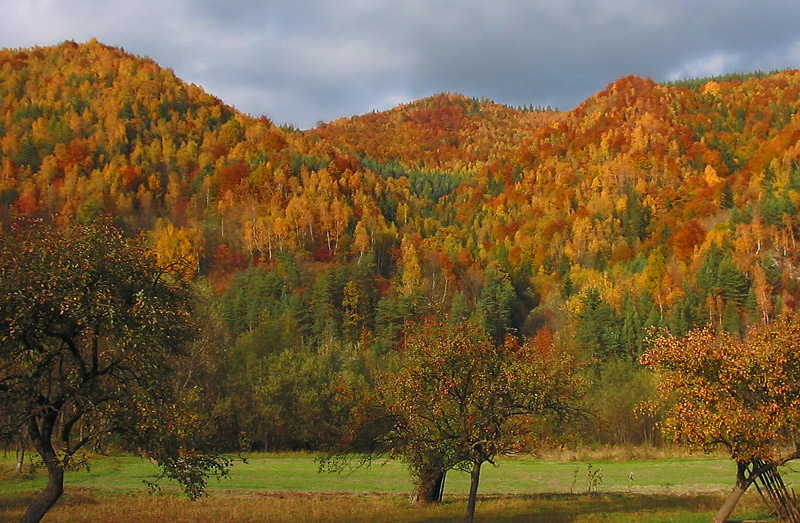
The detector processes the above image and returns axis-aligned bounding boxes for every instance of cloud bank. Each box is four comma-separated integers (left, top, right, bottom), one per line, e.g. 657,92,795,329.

2,0,800,128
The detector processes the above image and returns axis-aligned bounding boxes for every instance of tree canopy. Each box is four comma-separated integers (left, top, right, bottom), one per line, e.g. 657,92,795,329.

0,220,230,522
380,321,585,522
642,318,800,522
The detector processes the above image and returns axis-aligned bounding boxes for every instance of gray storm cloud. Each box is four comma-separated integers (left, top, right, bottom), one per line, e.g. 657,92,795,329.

2,0,799,128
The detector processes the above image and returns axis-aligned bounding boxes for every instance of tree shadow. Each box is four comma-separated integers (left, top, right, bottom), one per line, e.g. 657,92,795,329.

416,492,757,522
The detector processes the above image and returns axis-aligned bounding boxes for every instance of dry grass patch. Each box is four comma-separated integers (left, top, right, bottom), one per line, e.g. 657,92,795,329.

0,488,772,522
535,444,726,462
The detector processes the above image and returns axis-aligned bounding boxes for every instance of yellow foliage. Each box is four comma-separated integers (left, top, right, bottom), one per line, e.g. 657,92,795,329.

703,164,721,186
152,219,204,281
702,81,721,96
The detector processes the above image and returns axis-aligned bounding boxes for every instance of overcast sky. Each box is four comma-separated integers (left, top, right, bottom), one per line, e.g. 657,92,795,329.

2,1,800,129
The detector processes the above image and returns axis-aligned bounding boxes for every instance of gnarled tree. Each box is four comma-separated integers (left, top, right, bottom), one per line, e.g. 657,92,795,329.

383,321,585,523
642,320,800,523
0,221,230,523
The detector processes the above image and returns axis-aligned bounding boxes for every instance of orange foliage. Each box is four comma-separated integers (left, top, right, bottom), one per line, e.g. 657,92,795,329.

4,41,800,334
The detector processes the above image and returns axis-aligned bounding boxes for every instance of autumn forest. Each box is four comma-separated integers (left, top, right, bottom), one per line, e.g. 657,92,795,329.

4,39,800,521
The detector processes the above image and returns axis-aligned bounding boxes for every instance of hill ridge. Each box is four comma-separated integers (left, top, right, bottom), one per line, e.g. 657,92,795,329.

2,39,800,344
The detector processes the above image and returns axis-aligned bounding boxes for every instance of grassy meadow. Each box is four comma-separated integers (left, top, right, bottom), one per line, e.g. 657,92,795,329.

1,451,794,521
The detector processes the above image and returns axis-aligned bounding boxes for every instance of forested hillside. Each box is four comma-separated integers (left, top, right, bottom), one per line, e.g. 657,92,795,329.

3,40,800,450
315,73,800,341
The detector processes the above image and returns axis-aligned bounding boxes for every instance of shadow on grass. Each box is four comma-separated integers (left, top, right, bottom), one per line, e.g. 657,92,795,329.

1,489,102,522
0,489,769,523
416,492,754,523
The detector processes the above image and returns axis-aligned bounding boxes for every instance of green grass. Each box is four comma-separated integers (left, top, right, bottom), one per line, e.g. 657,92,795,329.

1,452,795,521
0,453,753,494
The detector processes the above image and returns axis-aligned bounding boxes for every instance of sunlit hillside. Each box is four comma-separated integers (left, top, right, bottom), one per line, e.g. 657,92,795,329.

3,40,800,451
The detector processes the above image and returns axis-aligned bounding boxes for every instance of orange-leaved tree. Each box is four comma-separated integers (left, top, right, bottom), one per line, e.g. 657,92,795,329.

641,320,800,523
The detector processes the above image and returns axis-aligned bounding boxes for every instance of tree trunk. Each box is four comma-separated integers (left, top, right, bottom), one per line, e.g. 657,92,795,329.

713,482,747,523
15,431,25,474
21,463,64,523
22,412,65,523
15,449,24,474
410,469,446,504
436,470,446,502
465,461,482,523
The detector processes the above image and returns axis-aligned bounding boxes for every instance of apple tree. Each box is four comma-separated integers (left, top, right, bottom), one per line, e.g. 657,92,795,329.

642,320,800,522
0,221,230,523
383,321,585,523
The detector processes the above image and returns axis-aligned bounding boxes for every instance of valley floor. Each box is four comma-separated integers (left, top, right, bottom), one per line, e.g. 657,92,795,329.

0,453,785,521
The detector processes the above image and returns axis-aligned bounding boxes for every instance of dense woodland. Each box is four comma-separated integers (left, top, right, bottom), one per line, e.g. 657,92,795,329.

3,39,800,453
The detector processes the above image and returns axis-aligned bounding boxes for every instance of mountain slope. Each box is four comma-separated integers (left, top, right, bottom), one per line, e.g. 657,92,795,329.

0,40,408,276
2,40,800,343
312,92,559,171
313,71,800,336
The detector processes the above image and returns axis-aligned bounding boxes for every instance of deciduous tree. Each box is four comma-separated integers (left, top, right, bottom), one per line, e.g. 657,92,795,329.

0,221,230,523
642,319,800,522
382,320,584,522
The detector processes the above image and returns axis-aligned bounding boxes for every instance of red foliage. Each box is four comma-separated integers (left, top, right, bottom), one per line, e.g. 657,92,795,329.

314,246,333,262
216,161,250,194
57,139,92,172
611,243,635,264
13,193,38,215
671,219,706,260
120,165,144,190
